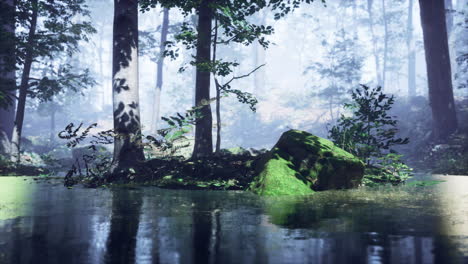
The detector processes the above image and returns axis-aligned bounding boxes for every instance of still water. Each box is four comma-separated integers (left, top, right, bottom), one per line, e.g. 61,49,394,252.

0,176,467,264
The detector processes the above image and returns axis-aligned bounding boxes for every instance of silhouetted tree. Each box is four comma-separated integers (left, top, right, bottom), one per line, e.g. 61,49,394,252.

9,0,95,164
192,0,214,158
419,0,458,142
0,0,15,155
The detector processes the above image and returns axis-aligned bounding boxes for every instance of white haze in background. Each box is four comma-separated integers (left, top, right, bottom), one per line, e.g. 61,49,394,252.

23,0,468,149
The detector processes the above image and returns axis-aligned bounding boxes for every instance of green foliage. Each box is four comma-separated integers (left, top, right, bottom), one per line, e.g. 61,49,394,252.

29,64,96,102
15,0,96,61
406,180,445,187
329,85,409,164
362,154,413,187
139,0,316,117
59,123,113,186
145,108,201,159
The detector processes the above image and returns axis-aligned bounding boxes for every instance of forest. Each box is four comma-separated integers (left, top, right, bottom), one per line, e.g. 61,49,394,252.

0,0,467,263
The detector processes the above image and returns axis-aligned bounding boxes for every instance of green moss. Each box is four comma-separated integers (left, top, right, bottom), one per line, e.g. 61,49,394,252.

250,130,364,196
250,155,315,196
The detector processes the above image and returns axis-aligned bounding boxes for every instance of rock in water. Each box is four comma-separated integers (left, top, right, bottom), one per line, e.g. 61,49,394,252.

249,130,364,196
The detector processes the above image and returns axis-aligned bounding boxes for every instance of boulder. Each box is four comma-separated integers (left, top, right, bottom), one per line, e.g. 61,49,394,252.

249,130,364,196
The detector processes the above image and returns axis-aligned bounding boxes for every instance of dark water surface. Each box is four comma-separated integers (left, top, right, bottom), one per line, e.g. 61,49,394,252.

0,176,467,264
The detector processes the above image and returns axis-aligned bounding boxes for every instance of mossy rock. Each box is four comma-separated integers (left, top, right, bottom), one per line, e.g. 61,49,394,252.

249,130,364,196
219,147,250,156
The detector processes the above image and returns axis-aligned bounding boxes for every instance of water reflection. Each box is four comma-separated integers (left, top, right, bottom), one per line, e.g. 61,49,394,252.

105,188,143,264
0,177,467,263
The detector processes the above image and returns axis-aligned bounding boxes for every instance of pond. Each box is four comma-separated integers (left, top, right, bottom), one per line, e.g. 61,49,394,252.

0,175,467,264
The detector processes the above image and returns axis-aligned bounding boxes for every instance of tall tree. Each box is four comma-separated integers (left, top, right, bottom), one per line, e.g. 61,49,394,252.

110,0,145,172
10,0,39,163
192,0,214,158
407,0,416,97
381,0,389,88
419,0,458,142
151,8,170,134
0,0,15,155
366,0,382,86
9,0,95,164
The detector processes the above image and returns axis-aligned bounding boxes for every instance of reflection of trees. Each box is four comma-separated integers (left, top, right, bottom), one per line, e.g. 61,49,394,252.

191,195,215,263
105,189,143,264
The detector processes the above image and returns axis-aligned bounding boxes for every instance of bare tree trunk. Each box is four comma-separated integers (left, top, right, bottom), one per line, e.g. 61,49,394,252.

407,0,416,97
10,0,38,164
110,0,145,172
445,0,454,35
212,18,221,154
419,0,458,142
0,0,16,155
151,7,169,134
192,0,213,158
366,0,382,86
49,107,56,143
381,0,388,88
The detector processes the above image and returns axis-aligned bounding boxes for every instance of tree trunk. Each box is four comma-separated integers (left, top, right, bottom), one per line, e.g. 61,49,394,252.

445,0,453,35
366,0,382,86
381,0,388,88
50,107,56,143
0,0,16,154
151,7,169,134
453,0,467,90
407,0,416,97
10,0,38,164
110,0,145,172
212,18,221,154
192,0,213,158
419,0,458,142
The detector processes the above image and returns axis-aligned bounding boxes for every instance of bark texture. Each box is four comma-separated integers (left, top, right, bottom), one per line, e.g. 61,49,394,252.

111,0,145,171
192,0,213,158
419,0,458,142
151,8,169,134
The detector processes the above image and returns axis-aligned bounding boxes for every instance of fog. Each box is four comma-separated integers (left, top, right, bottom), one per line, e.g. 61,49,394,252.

5,0,468,162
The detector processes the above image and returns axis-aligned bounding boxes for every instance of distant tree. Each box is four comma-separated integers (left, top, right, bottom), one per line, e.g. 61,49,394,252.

0,0,15,155
406,0,416,97
304,29,364,121
366,0,382,86
419,0,458,142
110,0,145,173
364,0,406,88
9,0,95,164
152,8,170,134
